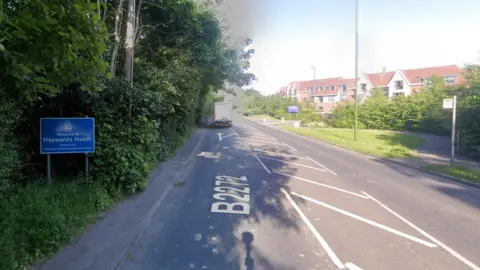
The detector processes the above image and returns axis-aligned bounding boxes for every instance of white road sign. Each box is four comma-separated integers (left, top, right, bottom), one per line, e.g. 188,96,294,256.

443,99,453,109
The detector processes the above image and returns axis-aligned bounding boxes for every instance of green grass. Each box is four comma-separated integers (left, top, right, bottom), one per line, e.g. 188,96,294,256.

424,164,480,183
280,127,424,158
0,181,121,270
249,114,278,120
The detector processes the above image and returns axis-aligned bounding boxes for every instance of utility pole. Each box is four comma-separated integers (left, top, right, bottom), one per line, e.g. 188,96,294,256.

354,0,359,141
450,95,457,165
311,66,316,80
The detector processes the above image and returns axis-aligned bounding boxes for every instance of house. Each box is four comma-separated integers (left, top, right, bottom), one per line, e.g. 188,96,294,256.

276,64,466,112
276,86,287,98
361,65,465,99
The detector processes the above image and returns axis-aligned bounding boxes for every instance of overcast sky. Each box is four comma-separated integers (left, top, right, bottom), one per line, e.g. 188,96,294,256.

218,0,480,95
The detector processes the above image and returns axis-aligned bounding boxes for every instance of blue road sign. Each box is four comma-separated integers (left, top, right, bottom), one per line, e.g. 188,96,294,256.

288,106,299,113
40,118,95,154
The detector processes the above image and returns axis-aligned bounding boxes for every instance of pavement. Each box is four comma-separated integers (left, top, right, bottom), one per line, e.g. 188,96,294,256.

41,113,480,270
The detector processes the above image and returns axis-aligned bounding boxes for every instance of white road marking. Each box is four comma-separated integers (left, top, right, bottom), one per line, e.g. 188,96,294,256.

252,149,310,160
306,156,337,176
283,142,298,151
217,133,222,141
246,142,294,149
291,192,437,248
363,192,480,270
247,139,285,145
249,135,276,140
345,262,363,270
254,154,272,174
273,171,368,199
221,133,237,139
257,156,327,172
281,188,346,269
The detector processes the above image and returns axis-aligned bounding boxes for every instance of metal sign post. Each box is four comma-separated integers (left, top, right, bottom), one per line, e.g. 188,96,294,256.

47,154,51,184
443,96,456,165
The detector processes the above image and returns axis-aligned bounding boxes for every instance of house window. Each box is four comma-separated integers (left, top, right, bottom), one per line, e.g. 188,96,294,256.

327,96,336,102
307,87,313,95
340,84,347,92
360,83,367,91
393,92,405,97
328,85,335,91
444,76,456,84
318,106,323,111
316,86,323,91
341,95,347,101
415,77,421,83
394,80,404,90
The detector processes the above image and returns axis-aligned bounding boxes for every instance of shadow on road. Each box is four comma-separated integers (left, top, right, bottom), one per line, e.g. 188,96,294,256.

371,158,480,209
142,123,310,270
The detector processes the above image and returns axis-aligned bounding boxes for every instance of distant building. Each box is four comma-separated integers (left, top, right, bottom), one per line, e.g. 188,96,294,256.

276,64,466,112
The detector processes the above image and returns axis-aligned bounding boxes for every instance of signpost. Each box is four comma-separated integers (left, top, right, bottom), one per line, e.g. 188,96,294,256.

40,118,95,183
443,97,456,165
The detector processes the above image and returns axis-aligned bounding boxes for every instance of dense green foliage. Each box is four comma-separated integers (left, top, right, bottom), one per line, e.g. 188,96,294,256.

330,73,480,158
0,0,254,268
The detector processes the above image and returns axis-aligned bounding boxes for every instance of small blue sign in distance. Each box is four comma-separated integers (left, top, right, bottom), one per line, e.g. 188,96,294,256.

40,118,95,154
288,106,299,113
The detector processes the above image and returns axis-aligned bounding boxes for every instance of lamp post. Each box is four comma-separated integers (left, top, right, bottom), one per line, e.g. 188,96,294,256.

311,66,316,80
354,0,359,141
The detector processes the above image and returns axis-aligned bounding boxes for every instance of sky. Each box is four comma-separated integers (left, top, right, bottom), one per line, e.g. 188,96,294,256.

218,0,480,95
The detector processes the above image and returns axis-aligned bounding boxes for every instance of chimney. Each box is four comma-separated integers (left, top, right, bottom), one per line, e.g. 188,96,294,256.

382,66,387,73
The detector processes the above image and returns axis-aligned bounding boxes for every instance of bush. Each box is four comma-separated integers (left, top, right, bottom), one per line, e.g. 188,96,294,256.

0,97,22,195
91,79,161,194
0,181,119,270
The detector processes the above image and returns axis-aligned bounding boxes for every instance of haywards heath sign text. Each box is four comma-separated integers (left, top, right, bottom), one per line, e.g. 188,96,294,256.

40,118,95,154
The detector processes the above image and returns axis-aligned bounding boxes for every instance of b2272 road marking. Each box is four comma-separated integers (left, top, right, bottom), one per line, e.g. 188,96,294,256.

210,175,251,215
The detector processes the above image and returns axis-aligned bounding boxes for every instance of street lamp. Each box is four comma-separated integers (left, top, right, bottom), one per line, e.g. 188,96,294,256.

311,66,316,80
354,0,359,141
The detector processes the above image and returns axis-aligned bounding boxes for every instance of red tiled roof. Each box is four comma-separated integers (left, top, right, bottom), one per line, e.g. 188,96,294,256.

277,86,287,94
364,71,395,87
401,65,465,84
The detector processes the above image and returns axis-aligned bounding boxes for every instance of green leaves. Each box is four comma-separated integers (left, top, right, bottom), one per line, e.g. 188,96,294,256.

1,0,109,99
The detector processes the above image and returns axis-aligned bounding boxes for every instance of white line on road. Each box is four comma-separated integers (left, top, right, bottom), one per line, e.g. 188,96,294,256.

254,154,271,174
306,156,337,176
247,139,285,145
291,192,437,248
249,135,276,140
363,192,480,270
273,171,368,199
283,142,298,151
257,156,327,172
281,188,346,269
252,149,310,160
247,142,295,149
345,262,364,270
221,133,237,139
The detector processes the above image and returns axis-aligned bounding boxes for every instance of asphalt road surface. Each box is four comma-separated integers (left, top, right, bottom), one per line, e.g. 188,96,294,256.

42,114,480,270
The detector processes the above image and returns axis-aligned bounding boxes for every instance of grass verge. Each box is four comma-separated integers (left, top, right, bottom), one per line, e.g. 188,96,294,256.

248,114,278,121
424,164,480,184
0,181,121,270
280,127,424,158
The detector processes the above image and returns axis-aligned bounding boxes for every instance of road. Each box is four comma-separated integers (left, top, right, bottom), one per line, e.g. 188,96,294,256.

42,114,480,270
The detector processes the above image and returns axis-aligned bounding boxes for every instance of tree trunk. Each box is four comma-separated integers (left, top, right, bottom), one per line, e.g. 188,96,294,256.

125,0,135,84
110,0,125,78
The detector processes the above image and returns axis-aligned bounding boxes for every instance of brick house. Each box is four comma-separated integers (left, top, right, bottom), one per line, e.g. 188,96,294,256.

276,64,466,112
360,65,465,100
